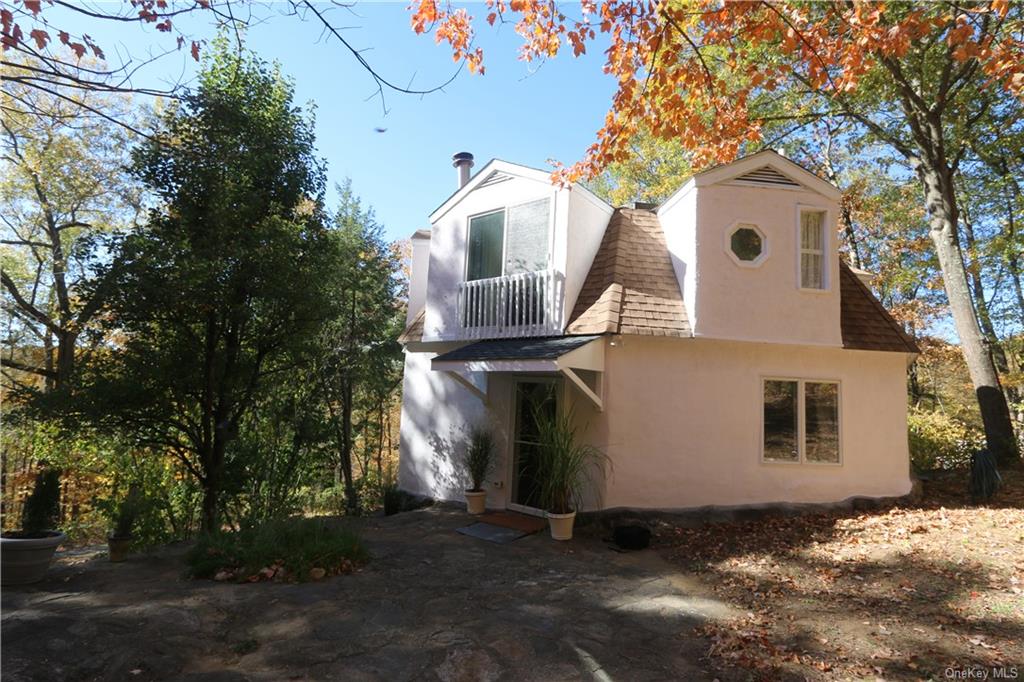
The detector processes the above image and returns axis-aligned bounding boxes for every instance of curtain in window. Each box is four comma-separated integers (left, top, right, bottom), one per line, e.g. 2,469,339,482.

467,211,504,281
805,382,839,463
800,211,825,289
505,198,550,274
763,380,798,462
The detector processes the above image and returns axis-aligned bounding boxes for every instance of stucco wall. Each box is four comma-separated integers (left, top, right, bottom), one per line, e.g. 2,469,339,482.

692,183,841,346
658,185,698,330
592,337,912,510
398,347,514,507
562,188,615,324
407,232,430,323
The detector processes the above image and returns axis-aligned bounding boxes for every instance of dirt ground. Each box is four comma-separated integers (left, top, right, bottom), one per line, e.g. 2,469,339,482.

3,470,1020,682
657,468,1024,681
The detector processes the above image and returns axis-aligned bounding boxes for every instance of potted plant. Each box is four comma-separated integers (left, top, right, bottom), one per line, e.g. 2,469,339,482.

534,408,608,541
1,468,66,585
107,484,144,562
463,427,494,515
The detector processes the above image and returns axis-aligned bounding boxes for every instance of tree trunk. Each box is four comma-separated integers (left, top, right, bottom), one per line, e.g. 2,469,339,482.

920,162,1019,466
340,374,358,515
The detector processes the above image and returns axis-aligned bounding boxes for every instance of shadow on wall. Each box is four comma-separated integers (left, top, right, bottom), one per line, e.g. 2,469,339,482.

399,363,495,503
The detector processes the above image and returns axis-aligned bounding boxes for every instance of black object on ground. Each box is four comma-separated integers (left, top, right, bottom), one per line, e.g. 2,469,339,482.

612,525,651,550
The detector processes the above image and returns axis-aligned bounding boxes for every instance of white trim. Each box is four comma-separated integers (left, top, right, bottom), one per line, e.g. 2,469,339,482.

690,331,843,348
796,204,831,292
429,158,614,224
759,376,843,466
695,151,842,201
724,219,769,268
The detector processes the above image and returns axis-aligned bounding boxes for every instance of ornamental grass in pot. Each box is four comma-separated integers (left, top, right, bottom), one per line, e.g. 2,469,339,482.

533,408,608,541
1,468,65,585
463,427,494,515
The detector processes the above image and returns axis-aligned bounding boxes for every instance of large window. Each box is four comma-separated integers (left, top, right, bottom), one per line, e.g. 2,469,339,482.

467,210,504,281
466,198,550,281
799,209,827,289
762,379,840,464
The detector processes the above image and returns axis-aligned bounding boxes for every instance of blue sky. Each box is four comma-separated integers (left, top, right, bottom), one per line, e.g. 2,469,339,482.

63,2,616,242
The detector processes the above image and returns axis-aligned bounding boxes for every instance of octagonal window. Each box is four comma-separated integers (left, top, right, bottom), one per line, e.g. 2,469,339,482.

727,223,767,266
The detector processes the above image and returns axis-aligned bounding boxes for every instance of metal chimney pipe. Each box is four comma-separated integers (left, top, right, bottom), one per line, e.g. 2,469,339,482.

452,152,474,188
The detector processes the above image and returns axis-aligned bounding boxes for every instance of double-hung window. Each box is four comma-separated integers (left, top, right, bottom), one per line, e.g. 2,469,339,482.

799,209,827,289
762,379,840,464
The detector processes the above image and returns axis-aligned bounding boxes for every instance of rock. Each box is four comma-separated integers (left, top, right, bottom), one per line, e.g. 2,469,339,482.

436,648,502,682
213,570,234,582
309,567,326,581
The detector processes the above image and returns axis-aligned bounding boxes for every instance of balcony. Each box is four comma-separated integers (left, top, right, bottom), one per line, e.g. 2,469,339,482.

457,269,564,339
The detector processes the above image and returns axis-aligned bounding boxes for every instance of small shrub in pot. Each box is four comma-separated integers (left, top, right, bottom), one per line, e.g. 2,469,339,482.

1,468,66,584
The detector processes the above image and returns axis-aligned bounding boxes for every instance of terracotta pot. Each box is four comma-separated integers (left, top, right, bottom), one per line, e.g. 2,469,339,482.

546,510,576,541
107,535,133,563
465,490,487,515
1,531,66,585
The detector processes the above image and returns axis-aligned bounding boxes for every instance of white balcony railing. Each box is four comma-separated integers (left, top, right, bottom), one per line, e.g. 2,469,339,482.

457,269,564,339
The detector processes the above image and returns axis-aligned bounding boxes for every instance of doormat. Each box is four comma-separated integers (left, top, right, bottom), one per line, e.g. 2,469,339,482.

478,512,547,534
456,522,528,544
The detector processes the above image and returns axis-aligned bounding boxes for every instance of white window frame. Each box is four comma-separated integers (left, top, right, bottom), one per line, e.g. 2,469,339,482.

760,377,842,466
796,205,831,292
464,197,555,281
724,219,769,268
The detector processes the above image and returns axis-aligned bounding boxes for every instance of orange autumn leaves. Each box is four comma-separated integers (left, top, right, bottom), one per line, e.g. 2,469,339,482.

410,0,1024,184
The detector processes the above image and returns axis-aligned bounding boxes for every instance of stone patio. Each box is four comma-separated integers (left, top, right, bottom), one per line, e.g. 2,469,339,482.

2,507,739,681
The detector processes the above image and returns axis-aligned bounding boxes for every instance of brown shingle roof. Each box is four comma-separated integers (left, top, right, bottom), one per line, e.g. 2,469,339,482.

839,261,919,353
567,208,691,337
398,308,425,344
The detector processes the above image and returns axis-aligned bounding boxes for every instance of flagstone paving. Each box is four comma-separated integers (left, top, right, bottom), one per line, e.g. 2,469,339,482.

2,507,740,681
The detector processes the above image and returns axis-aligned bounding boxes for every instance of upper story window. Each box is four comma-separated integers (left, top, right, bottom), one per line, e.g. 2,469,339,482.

466,198,550,281
726,222,767,267
799,209,827,289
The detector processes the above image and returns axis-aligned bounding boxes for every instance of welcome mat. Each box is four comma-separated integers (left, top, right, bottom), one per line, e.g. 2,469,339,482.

478,512,547,534
456,523,528,544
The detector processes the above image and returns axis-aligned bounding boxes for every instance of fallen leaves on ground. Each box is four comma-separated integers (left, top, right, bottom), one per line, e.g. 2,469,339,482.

657,468,1024,681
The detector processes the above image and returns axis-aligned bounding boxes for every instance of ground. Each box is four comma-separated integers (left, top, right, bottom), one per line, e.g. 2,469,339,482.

3,470,1021,682
2,508,738,682
658,468,1024,680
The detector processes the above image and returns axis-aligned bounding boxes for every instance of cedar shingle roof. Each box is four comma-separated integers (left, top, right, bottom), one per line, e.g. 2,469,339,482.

398,308,425,344
839,261,920,353
566,208,691,337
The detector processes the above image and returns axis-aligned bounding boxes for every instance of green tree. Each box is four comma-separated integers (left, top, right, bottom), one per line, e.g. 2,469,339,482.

69,37,336,533
313,181,404,514
1,59,142,392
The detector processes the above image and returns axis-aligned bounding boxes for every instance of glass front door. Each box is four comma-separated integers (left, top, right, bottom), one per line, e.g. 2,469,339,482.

510,380,557,514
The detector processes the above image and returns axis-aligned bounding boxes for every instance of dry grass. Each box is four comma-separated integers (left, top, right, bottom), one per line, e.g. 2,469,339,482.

657,468,1024,681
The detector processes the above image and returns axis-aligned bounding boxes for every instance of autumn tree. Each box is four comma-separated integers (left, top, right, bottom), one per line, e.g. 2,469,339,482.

1,59,142,392
415,0,1024,466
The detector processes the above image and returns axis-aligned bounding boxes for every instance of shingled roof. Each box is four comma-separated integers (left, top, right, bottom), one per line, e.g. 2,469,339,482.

398,308,425,345
839,261,920,353
566,208,691,337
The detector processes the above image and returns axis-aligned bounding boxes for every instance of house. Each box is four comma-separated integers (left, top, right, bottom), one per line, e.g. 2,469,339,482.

397,149,918,515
